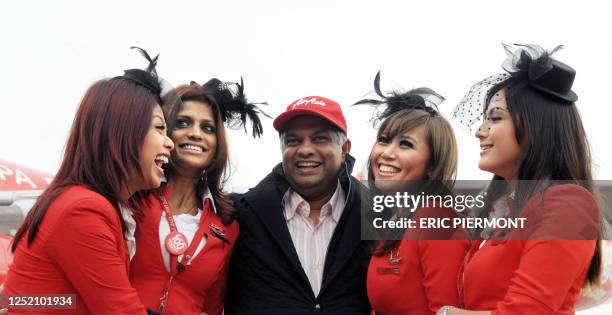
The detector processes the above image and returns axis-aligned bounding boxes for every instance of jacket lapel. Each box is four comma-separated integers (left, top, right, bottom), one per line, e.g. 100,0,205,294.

319,176,363,295
243,157,363,298
243,169,313,294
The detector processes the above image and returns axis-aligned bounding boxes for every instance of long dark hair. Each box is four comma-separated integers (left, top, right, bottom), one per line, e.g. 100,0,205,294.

12,77,159,251
162,83,235,224
481,78,602,285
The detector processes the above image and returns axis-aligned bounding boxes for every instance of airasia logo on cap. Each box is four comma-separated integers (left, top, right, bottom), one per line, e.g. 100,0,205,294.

291,97,327,109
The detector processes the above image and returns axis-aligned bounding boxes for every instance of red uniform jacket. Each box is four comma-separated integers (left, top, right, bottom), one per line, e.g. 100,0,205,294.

367,206,470,314
129,190,239,315
460,184,599,314
2,185,146,314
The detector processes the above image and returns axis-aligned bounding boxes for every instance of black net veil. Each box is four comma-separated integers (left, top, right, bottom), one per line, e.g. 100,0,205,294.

451,73,510,133
451,43,567,133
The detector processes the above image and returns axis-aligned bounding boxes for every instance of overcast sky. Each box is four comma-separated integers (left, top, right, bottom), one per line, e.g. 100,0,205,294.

1,0,611,191
1,0,612,312
0,1,612,187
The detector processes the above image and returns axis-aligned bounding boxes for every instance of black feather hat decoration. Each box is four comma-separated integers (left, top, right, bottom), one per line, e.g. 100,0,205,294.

199,77,270,138
451,43,577,132
354,71,445,126
121,47,164,99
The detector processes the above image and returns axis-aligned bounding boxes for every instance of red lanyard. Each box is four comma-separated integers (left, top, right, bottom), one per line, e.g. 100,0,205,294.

156,192,211,313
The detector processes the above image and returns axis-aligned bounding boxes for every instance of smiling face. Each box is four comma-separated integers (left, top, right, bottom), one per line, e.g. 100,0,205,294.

369,124,430,192
169,100,217,177
137,104,174,190
475,89,523,180
281,116,350,199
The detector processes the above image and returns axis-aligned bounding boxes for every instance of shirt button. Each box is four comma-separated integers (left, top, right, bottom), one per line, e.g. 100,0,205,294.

314,304,321,311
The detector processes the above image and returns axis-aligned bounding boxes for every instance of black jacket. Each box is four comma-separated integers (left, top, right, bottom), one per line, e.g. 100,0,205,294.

225,156,372,315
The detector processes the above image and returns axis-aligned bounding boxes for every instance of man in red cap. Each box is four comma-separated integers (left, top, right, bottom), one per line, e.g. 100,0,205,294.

226,96,372,314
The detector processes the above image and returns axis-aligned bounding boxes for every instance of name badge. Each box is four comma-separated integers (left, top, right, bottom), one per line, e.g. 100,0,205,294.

376,267,400,275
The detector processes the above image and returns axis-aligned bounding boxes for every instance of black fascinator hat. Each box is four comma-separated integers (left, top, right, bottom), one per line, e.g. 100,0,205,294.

354,71,445,126
501,44,577,102
452,43,579,132
195,77,270,138
120,47,166,101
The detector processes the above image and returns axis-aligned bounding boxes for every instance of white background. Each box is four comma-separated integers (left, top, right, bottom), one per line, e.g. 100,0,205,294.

1,1,611,312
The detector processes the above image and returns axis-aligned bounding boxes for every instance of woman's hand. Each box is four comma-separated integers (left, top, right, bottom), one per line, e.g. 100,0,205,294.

437,306,491,315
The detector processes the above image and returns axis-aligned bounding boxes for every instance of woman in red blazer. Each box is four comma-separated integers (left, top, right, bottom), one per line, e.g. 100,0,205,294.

2,48,174,314
356,72,470,315
437,44,602,315
129,78,266,315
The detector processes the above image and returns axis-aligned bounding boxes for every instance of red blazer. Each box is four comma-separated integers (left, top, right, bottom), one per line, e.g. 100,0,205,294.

0,233,12,286
2,185,146,314
367,206,470,315
460,184,599,314
129,190,239,315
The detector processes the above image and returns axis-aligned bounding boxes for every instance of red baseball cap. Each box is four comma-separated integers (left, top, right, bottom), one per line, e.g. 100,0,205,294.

273,96,347,134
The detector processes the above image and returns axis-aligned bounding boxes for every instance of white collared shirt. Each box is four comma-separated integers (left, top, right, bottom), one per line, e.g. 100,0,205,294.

120,204,137,260
159,187,217,272
282,181,346,296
